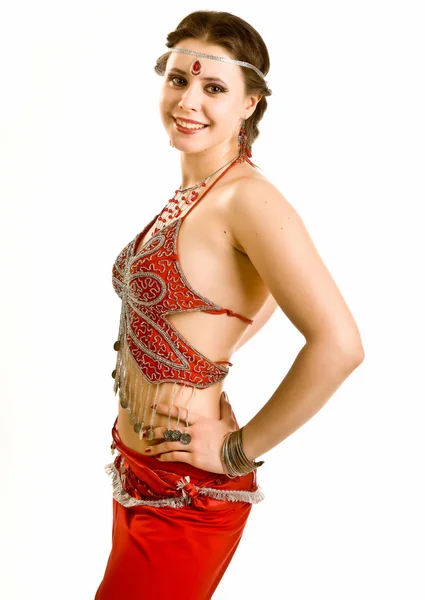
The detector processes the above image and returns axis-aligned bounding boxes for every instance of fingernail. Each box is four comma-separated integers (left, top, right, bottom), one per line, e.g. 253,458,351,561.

145,448,151,453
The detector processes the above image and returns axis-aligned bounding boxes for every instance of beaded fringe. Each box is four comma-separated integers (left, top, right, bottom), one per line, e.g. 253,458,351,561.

104,462,266,509
113,332,164,439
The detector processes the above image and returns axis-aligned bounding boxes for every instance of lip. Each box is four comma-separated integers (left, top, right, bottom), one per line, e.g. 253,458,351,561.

173,118,209,135
173,116,209,126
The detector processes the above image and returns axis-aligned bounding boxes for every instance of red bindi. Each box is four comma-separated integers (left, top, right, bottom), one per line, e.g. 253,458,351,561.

190,59,202,76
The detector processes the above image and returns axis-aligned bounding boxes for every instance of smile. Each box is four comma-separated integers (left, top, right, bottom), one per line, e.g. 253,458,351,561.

173,117,209,134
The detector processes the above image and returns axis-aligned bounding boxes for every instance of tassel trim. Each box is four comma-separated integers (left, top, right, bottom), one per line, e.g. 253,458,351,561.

104,462,265,509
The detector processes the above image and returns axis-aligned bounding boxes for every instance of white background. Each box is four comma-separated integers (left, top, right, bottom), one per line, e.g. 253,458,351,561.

1,1,424,598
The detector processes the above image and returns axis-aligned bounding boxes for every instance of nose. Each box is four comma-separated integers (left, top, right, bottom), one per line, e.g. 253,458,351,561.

178,82,203,111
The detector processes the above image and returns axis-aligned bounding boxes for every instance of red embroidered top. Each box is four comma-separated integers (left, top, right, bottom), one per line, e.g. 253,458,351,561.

112,157,254,392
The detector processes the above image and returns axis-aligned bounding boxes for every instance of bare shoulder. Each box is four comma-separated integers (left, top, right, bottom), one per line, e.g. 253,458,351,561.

227,173,300,254
226,173,364,355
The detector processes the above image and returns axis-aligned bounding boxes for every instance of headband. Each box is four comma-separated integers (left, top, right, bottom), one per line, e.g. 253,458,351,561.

168,47,268,86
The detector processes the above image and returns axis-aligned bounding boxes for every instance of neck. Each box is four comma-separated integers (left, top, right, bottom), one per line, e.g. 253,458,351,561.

178,140,239,189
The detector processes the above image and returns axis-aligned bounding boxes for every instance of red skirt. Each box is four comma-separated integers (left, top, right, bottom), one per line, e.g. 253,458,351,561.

95,417,265,600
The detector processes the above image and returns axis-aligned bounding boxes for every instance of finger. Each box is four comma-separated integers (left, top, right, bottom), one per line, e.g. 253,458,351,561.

153,450,193,464
220,391,235,423
145,439,193,456
140,426,166,440
152,403,198,425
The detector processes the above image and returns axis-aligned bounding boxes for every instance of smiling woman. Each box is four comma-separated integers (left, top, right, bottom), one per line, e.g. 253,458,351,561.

95,8,363,600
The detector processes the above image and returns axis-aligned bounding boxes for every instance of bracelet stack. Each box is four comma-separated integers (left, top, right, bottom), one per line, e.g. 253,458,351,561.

220,427,265,478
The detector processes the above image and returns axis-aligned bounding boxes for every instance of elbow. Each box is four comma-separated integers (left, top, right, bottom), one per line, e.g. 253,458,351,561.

346,345,365,369
310,332,365,371
331,322,365,369
338,336,365,371
344,328,365,366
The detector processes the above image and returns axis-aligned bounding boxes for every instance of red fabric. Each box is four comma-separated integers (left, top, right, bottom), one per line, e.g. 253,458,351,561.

111,156,254,390
95,419,257,600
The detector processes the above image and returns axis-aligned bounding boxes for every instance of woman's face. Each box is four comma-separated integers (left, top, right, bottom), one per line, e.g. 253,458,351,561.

159,39,252,156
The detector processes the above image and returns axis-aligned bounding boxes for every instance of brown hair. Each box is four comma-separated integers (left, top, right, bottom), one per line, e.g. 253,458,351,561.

154,10,272,156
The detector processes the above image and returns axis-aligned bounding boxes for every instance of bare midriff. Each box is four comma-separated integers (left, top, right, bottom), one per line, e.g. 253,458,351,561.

117,345,229,456
116,165,270,456
116,299,275,454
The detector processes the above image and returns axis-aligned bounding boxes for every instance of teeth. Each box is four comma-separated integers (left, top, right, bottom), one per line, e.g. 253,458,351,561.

176,119,207,130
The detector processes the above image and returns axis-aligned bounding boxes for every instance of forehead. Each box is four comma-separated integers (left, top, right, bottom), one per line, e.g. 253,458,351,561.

167,41,242,82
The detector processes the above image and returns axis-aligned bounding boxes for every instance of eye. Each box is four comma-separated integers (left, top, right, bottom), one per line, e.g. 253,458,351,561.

207,84,225,94
168,75,185,86
166,75,226,94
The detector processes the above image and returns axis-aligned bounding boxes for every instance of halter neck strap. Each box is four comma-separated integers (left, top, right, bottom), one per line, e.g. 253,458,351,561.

180,157,241,223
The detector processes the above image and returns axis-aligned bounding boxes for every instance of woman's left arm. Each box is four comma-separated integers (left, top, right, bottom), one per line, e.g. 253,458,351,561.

227,178,365,461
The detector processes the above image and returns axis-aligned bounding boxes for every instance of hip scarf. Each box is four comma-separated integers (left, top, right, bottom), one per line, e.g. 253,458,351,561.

95,418,265,599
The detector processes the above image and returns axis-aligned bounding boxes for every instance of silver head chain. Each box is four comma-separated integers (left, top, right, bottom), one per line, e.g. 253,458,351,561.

168,47,269,87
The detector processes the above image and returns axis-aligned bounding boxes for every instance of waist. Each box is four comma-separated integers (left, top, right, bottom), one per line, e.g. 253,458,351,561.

107,417,265,510
112,416,216,481
116,378,239,454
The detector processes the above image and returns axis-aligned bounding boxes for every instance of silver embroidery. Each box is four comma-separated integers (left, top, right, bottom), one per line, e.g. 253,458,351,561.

111,212,245,438
105,462,266,508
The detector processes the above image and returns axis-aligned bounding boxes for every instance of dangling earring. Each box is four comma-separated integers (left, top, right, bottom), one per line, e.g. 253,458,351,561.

237,118,252,162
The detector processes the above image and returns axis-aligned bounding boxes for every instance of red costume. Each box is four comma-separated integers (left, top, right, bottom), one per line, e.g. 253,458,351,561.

95,155,265,599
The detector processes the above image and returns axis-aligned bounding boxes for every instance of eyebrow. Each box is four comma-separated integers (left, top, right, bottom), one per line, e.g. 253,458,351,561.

167,67,229,87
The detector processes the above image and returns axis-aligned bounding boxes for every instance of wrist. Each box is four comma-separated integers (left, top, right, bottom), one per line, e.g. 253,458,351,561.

220,427,265,477
240,426,257,462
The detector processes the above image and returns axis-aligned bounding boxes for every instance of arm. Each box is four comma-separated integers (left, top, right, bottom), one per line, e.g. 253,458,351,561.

227,179,365,460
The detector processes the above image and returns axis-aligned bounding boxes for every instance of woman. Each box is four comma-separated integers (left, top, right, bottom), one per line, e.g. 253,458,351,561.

95,10,364,599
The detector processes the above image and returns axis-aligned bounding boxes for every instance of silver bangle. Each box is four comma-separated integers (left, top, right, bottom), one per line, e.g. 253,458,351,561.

221,427,265,478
